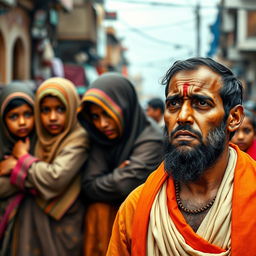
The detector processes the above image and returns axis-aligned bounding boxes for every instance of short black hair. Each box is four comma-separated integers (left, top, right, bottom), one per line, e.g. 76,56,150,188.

147,97,165,113
161,57,243,119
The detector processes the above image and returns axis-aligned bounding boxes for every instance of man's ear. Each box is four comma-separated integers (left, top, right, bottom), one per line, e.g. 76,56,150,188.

227,105,244,133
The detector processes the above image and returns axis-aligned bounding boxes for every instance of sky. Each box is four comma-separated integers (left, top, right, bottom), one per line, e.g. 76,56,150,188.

104,0,220,104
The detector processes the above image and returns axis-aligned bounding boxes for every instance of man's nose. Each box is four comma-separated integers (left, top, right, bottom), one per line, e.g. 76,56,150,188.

177,102,194,125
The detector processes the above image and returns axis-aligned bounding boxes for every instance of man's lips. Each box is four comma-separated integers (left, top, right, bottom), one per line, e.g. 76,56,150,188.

174,130,198,139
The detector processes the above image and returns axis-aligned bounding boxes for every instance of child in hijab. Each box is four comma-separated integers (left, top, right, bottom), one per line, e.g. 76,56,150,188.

231,108,256,160
0,82,35,254
1,78,90,256
77,72,164,256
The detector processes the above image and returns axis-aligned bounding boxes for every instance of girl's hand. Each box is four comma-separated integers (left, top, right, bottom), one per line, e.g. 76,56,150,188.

12,137,30,159
0,156,17,176
118,160,130,169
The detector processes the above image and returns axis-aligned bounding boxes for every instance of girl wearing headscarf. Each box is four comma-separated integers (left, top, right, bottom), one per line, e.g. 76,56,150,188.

3,78,90,255
0,82,35,255
77,72,164,255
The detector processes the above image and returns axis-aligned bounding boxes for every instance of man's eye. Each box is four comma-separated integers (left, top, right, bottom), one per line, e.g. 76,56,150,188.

194,99,210,108
170,100,178,106
167,99,180,108
198,100,207,106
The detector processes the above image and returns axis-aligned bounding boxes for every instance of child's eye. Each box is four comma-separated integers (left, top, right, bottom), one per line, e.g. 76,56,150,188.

8,114,18,120
41,107,50,113
91,114,99,120
243,128,252,134
57,106,66,113
24,111,33,118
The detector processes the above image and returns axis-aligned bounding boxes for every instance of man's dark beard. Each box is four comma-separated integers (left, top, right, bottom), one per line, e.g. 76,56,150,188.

164,121,227,183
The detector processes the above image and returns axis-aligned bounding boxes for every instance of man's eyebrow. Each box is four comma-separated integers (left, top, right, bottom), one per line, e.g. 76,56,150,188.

191,94,214,103
165,94,214,103
165,94,181,102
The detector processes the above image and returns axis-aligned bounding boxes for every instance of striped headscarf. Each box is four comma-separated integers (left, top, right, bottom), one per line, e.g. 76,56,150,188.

35,77,80,163
77,72,148,168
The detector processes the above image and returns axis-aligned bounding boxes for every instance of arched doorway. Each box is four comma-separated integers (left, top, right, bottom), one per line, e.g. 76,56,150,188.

12,37,26,81
0,31,6,84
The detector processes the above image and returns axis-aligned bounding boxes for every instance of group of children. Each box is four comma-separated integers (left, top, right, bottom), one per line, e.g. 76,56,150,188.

0,73,163,255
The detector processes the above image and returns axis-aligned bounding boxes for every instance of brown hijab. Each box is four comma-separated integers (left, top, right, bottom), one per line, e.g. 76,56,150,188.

35,77,82,163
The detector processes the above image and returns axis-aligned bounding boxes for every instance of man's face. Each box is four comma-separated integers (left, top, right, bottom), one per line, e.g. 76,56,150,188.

164,66,228,182
164,66,226,150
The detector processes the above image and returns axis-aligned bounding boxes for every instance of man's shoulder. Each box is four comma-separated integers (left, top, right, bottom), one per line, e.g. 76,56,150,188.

120,184,144,214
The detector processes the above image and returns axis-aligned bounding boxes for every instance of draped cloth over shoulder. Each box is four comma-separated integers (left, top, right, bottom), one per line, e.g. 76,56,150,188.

130,144,256,256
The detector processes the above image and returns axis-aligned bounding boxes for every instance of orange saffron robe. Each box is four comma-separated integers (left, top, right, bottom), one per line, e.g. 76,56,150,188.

107,144,256,255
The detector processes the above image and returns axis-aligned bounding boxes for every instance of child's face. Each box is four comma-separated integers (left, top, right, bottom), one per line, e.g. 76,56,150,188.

231,116,255,151
89,103,120,140
40,96,66,136
5,103,34,138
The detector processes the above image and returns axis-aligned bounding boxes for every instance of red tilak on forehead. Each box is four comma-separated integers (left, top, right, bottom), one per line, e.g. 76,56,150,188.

183,82,189,97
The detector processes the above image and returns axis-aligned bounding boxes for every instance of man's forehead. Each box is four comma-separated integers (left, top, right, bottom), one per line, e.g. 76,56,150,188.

167,66,222,94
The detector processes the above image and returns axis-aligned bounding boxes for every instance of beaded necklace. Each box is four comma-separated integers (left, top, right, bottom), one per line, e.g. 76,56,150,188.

175,181,216,214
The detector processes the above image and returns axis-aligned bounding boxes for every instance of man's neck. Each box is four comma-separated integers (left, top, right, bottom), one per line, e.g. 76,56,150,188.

180,145,230,199
177,145,230,231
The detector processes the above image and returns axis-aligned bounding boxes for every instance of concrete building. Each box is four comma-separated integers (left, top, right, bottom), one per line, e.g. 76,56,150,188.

217,0,256,100
0,0,34,84
0,0,128,94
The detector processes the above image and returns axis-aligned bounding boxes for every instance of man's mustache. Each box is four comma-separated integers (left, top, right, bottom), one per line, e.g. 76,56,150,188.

164,124,202,141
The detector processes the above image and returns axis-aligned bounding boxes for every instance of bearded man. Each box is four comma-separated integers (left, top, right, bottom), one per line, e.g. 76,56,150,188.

106,57,256,256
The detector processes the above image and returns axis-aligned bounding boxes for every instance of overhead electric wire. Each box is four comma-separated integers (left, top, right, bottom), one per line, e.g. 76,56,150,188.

108,0,256,11
124,14,216,31
109,0,217,9
119,19,192,49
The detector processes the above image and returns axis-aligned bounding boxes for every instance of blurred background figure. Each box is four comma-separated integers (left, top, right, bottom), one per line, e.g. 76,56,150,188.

244,100,256,116
231,108,256,160
77,72,164,256
146,97,165,127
